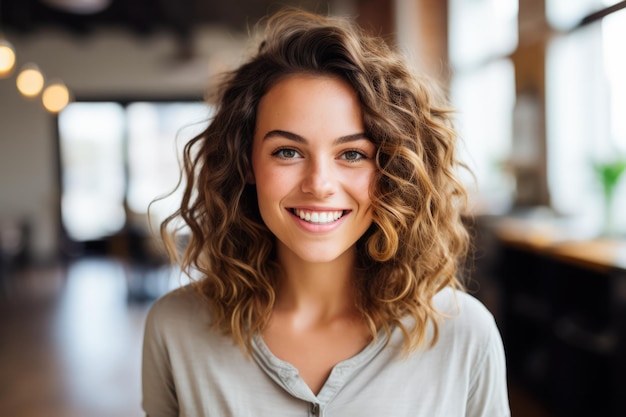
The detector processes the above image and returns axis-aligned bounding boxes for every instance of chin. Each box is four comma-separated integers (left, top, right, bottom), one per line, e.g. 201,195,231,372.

291,246,355,265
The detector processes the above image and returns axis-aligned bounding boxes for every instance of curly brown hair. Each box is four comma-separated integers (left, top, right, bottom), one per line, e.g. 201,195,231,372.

161,9,470,353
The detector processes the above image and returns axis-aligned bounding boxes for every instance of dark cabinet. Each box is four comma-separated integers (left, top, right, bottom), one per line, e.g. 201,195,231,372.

497,237,626,417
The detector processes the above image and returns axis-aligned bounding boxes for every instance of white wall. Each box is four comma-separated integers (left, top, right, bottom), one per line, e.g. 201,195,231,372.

0,26,247,261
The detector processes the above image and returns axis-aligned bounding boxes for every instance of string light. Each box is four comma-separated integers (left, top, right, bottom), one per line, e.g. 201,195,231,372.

1,1,73,111
16,64,45,97
0,0,17,78
42,80,71,113
0,38,15,77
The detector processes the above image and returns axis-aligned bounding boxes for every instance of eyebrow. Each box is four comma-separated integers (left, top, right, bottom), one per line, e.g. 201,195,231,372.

262,129,369,145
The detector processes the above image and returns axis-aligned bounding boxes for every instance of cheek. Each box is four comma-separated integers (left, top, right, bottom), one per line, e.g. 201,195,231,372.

253,167,290,209
346,169,375,203
256,164,286,189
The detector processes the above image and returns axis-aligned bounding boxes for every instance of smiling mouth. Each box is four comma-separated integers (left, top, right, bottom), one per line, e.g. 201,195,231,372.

290,208,346,224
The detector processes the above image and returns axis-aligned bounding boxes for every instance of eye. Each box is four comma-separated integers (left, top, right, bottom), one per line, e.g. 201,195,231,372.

272,148,301,159
340,150,367,162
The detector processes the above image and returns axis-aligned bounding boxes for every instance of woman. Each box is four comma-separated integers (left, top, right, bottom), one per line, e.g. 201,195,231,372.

142,9,510,417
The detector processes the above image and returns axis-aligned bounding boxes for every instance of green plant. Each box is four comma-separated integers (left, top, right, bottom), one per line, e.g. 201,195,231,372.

594,159,626,197
593,157,626,236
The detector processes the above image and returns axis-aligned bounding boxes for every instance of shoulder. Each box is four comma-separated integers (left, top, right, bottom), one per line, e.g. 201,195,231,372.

435,287,497,327
144,284,212,340
382,288,509,415
432,289,510,414
432,287,502,350
148,284,205,316
419,288,507,387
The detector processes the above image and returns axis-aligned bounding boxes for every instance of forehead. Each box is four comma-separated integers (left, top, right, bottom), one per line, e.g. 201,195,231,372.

255,74,364,138
261,73,360,107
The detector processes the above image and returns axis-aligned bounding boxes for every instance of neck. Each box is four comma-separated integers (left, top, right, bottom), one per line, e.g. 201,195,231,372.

273,245,360,322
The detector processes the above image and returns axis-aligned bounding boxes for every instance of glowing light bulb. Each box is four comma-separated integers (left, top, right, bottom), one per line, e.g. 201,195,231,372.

16,64,45,98
42,81,71,113
0,39,16,77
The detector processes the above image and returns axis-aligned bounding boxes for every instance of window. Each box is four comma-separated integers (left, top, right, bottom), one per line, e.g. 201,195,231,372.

448,0,519,213
59,103,126,242
58,101,211,243
546,4,626,235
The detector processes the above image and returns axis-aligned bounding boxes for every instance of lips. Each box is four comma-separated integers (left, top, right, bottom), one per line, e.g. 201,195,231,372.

290,208,346,224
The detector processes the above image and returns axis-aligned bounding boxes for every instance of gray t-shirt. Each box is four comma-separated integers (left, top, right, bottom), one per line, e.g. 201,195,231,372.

142,285,510,416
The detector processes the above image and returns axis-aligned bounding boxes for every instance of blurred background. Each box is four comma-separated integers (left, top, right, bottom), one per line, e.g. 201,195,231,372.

1,0,625,416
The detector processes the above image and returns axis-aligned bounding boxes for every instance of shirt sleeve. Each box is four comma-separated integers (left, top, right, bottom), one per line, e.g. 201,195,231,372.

466,316,511,417
142,299,179,417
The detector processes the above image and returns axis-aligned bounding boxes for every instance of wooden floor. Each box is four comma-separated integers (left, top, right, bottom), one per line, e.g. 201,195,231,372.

0,256,553,416
0,257,177,417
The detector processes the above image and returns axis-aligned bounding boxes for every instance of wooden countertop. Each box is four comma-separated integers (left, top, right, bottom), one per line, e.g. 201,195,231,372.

494,217,626,273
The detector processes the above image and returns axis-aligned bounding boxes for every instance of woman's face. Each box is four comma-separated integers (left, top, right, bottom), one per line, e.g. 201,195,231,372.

251,74,376,265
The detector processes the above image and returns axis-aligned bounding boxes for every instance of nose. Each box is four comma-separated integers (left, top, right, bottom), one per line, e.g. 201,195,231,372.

300,157,337,198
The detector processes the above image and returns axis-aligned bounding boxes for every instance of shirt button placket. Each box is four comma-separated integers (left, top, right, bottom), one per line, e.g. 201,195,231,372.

309,402,320,416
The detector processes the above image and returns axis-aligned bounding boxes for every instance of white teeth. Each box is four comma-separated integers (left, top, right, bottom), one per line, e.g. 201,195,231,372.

294,209,343,224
